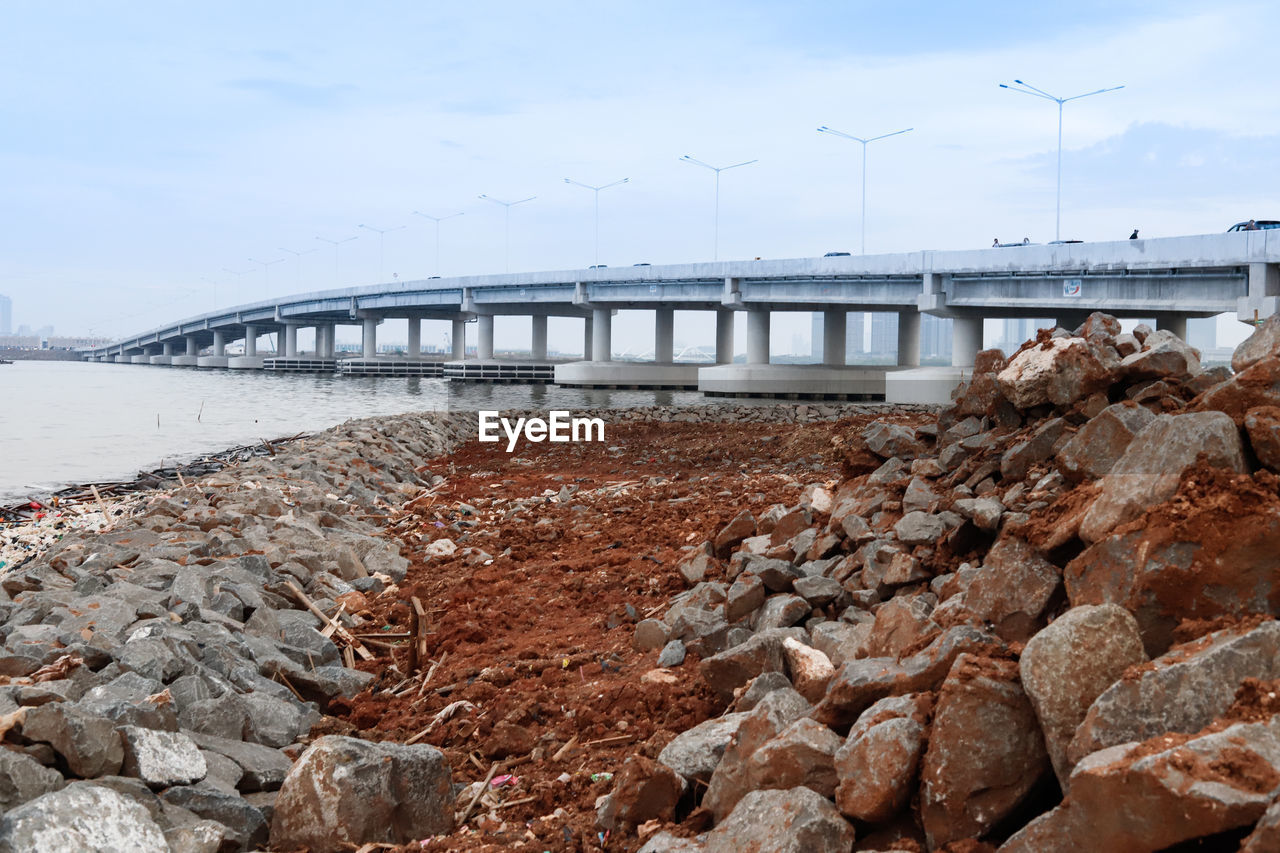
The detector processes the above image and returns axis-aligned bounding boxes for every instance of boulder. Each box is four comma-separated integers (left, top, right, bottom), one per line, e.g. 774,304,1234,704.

893,511,945,546
724,574,766,622
997,337,1113,409
834,693,932,823
1120,329,1203,381
657,712,748,783
1192,355,1280,422
700,628,805,701
713,510,755,558
703,787,856,853
1078,411,1247,543
19,703,123,778
596,755,686,832
863,422,925,460
919,654,1048,849
938,536,1060,643
270,735,453,852
1002,718,1280,852
0,782,168,853
161,786,269,850
781,637,835,703
1055,403,1156,482
1000,418,1066,482
0,749,64,811
119,727,207,788
744,717,842,798
1069,620,1280,764
864,597,939,659
1245,406,1280,471
1232,313,1280,373
1018,604,1147,787
187,731,292,792
702,688,810,821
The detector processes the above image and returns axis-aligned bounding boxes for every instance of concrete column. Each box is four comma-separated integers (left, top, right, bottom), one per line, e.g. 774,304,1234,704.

951,316,981,368
531,316,548,360
186,336,198,357
361,318,378,358
1250,263,1280,298
591,307,611,362
822,310,847,367
451,319,466,360
747,310,770,365
477,316,495,360
655,308,674,363
314,325,327,358
284,325,299,358
162,341,174,356
244,325,258,357
406,318,421,357
213,330,226,357
715,309,735,364
1157,314,1188,341
897,312,921,367
583,316,594,360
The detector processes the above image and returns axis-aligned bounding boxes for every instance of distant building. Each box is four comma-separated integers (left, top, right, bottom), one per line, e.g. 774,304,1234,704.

0,294,10,335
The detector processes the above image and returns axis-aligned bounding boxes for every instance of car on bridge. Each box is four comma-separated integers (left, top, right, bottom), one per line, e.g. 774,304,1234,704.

1228,220,1280,232
824,251,851,257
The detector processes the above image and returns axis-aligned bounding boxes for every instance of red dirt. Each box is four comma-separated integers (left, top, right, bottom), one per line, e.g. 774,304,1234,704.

317,413,930,852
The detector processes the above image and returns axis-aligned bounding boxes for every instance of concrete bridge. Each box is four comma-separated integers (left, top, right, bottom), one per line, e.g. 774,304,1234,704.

85,231,1280,402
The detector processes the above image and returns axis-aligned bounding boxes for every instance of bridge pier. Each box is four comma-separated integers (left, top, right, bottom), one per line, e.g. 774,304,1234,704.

198,330,229,367
362,318,378,358
284,324,299,358
452,319,466,359
746,310,770,364
1239,262,1280,325
583,316,594,360
407,318,421,357
477,316,495,360
715,309,734,364
531,316,547,360
172,335,200,366
822,311,846,366
150,341,175,365
228,324,265,369
951,317,981,368
897,311,921,367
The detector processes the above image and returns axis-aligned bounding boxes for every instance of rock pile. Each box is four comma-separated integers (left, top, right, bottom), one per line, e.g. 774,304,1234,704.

618,313,1280,851
0,413,475,852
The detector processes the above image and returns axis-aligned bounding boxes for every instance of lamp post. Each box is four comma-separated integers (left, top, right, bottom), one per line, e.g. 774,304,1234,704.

563,177,629,267
478,194,536,273
999,79,1124,242
221,267,250,307
278,246,318,293
247,257,285,298
816,126,912,255
357,223,407,282
411,210,464,276
678,156,757,261
315,235,359,285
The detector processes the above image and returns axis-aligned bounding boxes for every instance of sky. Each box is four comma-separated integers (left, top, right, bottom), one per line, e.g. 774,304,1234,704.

2,1,1277,352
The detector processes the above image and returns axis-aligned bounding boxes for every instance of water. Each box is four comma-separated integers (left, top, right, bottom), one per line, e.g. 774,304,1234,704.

0,361,741,500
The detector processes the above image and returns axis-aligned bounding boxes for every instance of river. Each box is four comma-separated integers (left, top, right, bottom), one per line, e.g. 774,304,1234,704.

0,361,742,501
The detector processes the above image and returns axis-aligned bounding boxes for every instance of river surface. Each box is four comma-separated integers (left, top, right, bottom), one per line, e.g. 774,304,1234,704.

0,361,750,501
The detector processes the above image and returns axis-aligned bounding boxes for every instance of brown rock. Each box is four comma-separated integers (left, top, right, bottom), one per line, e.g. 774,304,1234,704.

597,755,687,831
834,693,932,823
1055,402,1156,482
864,422,926,460
1232,312,1280,374
485,721,534,758
996,337,1114,410
937,536,1060,643
1000,418,1066,481
714,510,756,558
1192,355,1280,422
865,597,940,659
781,637,835,703
1120,329,1203,381
1241,797,1280,853
702,688,810,821
746,717,843,798
1019,604,1147,787
1245,406,1280,471
919,654,1048,849
770,507,812,547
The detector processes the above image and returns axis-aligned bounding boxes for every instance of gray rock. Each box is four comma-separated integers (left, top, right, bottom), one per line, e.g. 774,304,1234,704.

704,787,856,853
0,782,168,853
657,640,687,668
725,573,766,622
702,688,812,821
633,619,669,651
700,628,807,701
658,712,748,783
735,671,793,712
187,731,293,792
117,637,187,683
1056,403,1156,482
752,594,810,631
792,575,842,607
863,422,925,460
270,735,453,853
161,786,269,850
0,748,64,811
178,694,249,740
941,536,1061,643
893,511,945,546
120,726,207,788
19,702,123,778
196,749,243,794
240,692,320,748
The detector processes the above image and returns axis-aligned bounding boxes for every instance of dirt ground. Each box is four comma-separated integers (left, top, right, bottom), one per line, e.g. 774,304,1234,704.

321,413,926,852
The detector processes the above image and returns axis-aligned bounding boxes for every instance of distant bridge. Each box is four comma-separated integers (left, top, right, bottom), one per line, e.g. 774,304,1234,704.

86,231,1280,402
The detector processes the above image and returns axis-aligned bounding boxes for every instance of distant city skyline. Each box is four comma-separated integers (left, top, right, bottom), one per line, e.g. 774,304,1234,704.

2,1,1275,352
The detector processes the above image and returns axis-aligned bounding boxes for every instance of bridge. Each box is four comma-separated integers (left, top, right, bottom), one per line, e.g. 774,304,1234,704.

85,231,1280,402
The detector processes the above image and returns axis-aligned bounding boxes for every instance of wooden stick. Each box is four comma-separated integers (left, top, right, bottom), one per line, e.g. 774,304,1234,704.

495,795,537,810
407,600,421,674
585,733,635,747
283,581,374,661
90,485,112,528
459,762,501,825
552,734,579,762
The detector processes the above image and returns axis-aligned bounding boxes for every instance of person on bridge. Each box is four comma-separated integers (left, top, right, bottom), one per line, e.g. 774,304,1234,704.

1245,219,1261,231
1130,229,1139,240
993,237,1000,247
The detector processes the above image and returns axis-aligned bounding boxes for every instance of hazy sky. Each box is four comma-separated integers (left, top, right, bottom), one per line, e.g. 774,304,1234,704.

2,1,1277,351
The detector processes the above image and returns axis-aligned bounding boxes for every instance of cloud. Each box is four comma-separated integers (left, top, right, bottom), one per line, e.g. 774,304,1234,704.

224,78,355,107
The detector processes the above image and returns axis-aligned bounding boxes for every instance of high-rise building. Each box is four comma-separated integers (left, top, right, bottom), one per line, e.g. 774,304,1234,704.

0,294,10,336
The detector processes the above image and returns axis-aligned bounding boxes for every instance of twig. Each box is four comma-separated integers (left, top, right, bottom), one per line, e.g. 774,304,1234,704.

459,763,501,824
585,733,635,748
552,735,579,762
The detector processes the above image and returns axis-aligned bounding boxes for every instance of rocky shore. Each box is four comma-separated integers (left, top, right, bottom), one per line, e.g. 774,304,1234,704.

4,311,1280,851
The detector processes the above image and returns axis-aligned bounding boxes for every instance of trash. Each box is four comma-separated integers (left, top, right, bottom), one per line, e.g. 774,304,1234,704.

590,773,613,784
490,774,519,788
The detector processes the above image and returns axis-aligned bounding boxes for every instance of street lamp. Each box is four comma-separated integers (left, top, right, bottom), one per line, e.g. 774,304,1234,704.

478,194,536,273
816,126,912,255
220,267,250,307
563,177,629,267
411,210,464,276
315,235,359,285
247,258,285,298
278,246,318,293
357,224,407,282
999,79,1124,241
678,156,757,261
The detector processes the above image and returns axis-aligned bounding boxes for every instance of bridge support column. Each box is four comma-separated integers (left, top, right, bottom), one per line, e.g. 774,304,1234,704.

186,336,198,357
1157,314,1188,341
213,330,226,356
362,318,378,358
655,308,674,362
477,316,494,360
406,318,421,357
951,317,981,368
162,341,174,356
591,308,611,362
715,309,734,364
452,320,466,360
747,310,770,365
897,311,921,367
244,326,258,357
822,310,847,366
1241,262,1280,324
284,324,299,358
583,316,594,360
531,316,547,360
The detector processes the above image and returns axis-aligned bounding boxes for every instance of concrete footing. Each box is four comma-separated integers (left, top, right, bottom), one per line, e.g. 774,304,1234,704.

148,355,173,365
264,357,341,373
698,364,889,399
555,361,701,390
337,358,444,377
130,355,150,364
885,366,970,405
196,356,230,368
443,359,557,383
227,356,266,370
170,356,200,367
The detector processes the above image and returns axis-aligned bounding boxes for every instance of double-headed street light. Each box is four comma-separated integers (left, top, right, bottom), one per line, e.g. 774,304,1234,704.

678,156,757,261
247,257,284,297
411,210,464,276
278,246,318,293
563,177,629,267
358,223,407,282
999,79,1124,242
816,126,912,255
315,235,359,284
478,194,536,273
